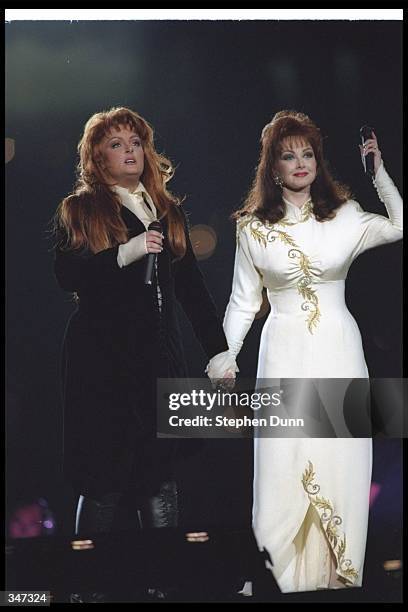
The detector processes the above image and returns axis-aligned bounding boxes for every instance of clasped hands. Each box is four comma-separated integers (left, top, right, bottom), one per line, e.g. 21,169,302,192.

210,368,236,391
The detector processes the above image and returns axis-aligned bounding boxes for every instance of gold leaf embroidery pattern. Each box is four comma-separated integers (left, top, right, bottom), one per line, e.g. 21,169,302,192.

301,460,359,584
289,250,321,333
237,216,297,249
236,215,254,240
278,199,314,226
237,213,321,333
275,230,299,248
251,226,268,248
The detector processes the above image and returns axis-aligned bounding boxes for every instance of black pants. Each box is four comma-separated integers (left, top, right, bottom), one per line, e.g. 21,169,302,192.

74,480,178,536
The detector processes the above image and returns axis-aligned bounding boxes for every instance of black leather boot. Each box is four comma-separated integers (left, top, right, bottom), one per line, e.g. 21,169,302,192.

139,480,178,528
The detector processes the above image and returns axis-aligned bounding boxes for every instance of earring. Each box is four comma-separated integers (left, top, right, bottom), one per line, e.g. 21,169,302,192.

273,175,283,188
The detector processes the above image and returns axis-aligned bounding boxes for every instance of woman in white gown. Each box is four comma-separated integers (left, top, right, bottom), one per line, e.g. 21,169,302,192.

207,111,403,592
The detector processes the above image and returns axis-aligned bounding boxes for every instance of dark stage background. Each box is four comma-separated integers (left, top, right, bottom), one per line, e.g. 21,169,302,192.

5,19,403,599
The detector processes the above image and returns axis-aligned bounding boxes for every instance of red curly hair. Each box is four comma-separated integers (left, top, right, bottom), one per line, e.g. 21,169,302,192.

54,107,186,257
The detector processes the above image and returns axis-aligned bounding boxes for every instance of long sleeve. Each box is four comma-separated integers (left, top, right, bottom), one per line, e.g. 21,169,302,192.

117,233,147,267
223,220,264,357
54,241,121,293
206,221,264,379
351,162,403,259
174,214,228,360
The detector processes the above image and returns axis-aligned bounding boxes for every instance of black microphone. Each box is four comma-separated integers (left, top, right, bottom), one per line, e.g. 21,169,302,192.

359,125,375,177
144,220,163,286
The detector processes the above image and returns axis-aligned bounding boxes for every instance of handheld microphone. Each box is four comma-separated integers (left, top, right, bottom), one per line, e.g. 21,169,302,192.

359,125,375,177
144,220,163,286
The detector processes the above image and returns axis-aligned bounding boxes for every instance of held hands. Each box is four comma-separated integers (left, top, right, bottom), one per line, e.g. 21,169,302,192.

211,368,236,391
359,131,382,175
205,351,239,390
145,230,164,254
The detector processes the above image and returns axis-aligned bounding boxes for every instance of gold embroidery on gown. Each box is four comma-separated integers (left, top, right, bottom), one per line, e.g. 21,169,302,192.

237,204,321,333
302,461,359,584
220,165,402,593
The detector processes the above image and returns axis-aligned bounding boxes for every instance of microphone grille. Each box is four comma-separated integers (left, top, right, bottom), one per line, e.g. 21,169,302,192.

360,125,374,140
148,221,162,232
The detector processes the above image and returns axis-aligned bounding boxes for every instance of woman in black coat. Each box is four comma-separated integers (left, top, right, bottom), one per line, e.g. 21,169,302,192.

53,107,231,537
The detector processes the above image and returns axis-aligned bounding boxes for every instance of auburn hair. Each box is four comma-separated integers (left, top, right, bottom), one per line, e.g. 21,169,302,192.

53,107,186,257
233,110,351,224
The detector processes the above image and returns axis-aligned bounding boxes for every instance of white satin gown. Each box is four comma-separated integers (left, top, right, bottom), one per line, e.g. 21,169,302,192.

209,162,402,592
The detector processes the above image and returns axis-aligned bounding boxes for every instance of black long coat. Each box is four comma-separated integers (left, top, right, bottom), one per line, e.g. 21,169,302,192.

54,202,228,499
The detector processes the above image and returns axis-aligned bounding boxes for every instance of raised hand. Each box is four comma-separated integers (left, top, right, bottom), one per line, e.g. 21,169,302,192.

359,131,382,175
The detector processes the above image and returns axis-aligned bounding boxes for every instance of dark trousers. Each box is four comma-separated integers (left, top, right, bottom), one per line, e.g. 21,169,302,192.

74,480,178,536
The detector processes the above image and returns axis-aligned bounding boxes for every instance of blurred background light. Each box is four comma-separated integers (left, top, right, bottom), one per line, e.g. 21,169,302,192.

190,224,217,260
5,138,15,163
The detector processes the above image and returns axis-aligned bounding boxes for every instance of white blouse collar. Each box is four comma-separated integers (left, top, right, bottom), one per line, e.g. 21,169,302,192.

112,181,157,222
113,181,156,209
113,180,148,198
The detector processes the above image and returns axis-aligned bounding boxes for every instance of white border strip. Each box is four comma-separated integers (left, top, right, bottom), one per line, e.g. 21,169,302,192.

4,9,403,22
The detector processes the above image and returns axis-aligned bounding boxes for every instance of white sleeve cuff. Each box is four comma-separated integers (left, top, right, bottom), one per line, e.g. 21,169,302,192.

205,350,239,379
373,159,385,182
372,162,403,230
372,161,394,202
117,233,147,268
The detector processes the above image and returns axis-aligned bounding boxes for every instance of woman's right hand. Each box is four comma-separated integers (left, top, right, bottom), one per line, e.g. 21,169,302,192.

117,230,163,267
145,230,164,254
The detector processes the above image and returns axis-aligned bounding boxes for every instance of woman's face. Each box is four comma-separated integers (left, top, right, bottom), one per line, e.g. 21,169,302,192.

274,138,317,193
97,124,145,189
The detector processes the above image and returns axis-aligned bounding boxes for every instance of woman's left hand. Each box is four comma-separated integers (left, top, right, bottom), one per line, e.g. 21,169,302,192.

359,131,382,175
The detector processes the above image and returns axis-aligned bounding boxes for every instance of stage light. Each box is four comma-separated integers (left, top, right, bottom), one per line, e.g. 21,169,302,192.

369,482,381,507
185,532,209,543
383,559,402,572
7,499,55,538
5,138,15,163
190,225,217,260
71,539,95,551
